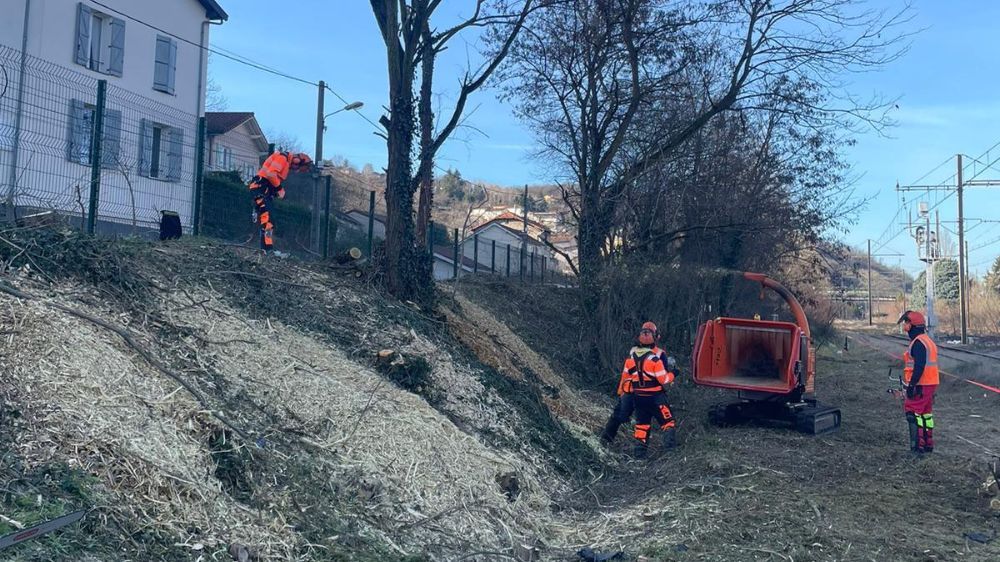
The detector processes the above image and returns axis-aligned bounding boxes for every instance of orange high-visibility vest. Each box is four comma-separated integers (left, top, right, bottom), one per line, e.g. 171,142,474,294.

255,152,292,188
621,346,674,395
903,333,939,386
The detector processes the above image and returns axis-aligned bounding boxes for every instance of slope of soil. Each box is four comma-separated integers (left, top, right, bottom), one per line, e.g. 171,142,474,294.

1,230,997,561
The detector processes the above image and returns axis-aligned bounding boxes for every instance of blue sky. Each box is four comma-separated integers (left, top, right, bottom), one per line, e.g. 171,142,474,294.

209,0,1000,277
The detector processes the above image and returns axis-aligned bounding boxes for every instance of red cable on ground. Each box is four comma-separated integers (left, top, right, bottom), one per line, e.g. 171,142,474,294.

848,335,1000,396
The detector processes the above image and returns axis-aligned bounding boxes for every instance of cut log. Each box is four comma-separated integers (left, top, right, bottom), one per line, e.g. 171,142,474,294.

334,247,363,264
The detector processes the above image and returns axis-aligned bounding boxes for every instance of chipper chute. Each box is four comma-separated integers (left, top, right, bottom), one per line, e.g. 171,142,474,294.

692,272,841,434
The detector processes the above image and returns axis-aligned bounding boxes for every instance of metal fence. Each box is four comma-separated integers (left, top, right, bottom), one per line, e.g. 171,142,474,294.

1,43,199,235
0,42,575,280
0,43,336,255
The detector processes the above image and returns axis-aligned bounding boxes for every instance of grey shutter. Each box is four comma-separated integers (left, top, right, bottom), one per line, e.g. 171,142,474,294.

166,127,183,181
108,17,125,76
67,99,91,164
166,39,178,95
101,109,122,169
153,36,171,93
74,3,92,67
138,119,153,177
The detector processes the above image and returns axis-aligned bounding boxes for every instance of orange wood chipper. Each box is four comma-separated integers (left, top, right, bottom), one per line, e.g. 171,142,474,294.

691,272,841,434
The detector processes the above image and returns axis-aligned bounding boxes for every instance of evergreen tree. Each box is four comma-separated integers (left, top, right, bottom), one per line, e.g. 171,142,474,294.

912,259,960,303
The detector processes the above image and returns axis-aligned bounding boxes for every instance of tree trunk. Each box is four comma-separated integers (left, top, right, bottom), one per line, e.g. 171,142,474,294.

380,0,418,300
415,23,435,249
577,173,608,372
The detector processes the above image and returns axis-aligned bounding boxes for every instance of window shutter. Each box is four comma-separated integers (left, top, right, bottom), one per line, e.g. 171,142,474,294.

67,99,91,164
74,3,92,67
166,127,183,181
101,109,122,169
108,17,125,76
153,36,170,92
166,39,178,95
138,119,153,177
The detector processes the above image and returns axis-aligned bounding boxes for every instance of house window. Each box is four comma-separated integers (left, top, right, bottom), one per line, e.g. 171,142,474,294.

139,119,184,181
214,144,233,169
74,3,125,77
153,35,178,95
67,99,122,168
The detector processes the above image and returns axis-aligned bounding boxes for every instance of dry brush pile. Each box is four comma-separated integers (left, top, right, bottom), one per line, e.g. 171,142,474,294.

0,225,619,561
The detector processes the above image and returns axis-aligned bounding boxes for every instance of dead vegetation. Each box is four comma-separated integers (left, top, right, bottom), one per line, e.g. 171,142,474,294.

1,225,998,561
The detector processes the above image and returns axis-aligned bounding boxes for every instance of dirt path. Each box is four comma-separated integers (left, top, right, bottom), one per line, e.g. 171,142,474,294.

850,332,1000,460
560,341,1000,561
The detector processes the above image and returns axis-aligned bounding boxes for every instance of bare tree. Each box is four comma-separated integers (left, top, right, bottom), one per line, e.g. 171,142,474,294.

264,128,304,153
499,0,911,366
206,55,229,112
368,0,541,302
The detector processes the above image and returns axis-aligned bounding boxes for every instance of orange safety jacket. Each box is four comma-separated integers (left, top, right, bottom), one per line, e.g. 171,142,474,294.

618,346,674,396
903,333,940,386
254,152,293,189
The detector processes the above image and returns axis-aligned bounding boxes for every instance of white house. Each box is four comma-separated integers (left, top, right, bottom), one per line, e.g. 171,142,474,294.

0,0,227,231
205,112,268,181
343,209,387,240
461,219,557,275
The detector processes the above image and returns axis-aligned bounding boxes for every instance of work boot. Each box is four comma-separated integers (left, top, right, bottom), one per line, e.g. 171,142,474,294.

599,417,620,446
661,428,677,450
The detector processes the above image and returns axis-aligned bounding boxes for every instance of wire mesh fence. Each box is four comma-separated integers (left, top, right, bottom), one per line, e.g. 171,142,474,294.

0,42,575,281
1,43,198,235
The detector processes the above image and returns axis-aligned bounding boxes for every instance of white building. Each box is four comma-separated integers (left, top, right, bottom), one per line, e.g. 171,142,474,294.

205,112,268,181
1,0,228,231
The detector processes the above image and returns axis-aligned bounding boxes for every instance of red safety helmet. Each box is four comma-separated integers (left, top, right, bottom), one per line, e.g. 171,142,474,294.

896,310,925,327
290,153,312,171
638,321,659,346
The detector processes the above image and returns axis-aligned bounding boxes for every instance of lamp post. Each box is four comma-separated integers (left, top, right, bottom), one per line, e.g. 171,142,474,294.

312,86,363,254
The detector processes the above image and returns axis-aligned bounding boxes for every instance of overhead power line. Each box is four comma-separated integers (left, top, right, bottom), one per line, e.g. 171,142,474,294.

88,0,382,135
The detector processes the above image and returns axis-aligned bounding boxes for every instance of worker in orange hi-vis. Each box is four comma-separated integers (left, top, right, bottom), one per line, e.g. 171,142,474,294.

248,151,313,253
600,322,679,449
896,310,939,454
617,321,677,458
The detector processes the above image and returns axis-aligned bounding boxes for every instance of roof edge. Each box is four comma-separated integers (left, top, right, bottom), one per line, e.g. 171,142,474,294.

199,0,228,21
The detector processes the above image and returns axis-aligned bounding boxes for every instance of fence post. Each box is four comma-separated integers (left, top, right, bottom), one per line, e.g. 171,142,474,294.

87,79,107,234
491,239,496,275
519,244,525,282
506,244,511,278
541,256,546,283
530,249,535,280
473,234,479,273
367,190,375,257
322,175,332,259
192,116,206,236
453,227,459,279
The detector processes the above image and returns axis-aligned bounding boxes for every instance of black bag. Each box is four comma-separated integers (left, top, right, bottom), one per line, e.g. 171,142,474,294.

159,210,182,240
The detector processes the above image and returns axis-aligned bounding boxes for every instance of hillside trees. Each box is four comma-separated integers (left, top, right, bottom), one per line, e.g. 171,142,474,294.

497,0,911,371
368,0,542,302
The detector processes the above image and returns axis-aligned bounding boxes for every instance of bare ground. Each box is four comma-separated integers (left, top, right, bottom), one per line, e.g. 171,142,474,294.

0,232,997,561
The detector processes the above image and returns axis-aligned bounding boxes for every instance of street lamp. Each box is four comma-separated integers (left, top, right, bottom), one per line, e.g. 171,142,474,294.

323,101,364,128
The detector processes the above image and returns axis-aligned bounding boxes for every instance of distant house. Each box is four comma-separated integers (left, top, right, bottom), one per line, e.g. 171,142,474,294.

432,244,492,280
0,0,229,231
205,112,268,181
460,220,557,276
343,209,386,240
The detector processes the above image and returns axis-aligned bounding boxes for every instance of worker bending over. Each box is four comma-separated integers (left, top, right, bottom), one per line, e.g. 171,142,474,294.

897,310,939,454
249,151,313,253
